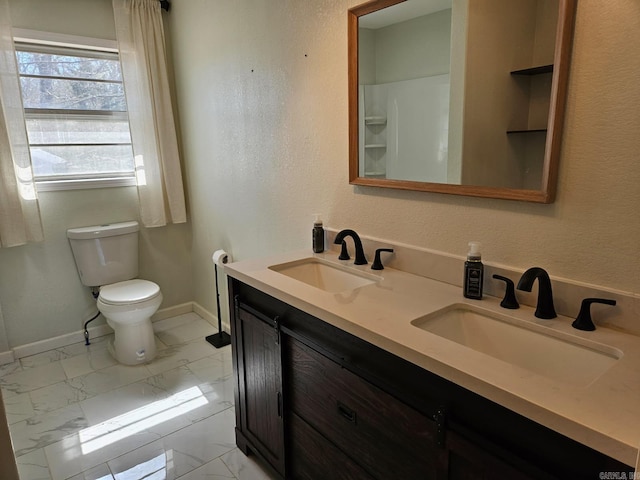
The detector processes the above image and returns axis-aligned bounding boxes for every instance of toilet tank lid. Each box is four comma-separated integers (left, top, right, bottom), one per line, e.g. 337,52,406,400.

67,221,139,240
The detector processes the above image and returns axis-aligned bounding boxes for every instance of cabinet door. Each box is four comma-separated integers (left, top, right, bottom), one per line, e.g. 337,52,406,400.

234,304,285,475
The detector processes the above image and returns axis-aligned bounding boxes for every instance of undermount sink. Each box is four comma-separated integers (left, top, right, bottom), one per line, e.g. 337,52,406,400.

412,304,622,387
269,257,379,293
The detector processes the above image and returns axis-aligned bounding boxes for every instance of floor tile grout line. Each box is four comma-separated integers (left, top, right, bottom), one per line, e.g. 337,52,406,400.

11,359,228,459
4,316,238,479
99,405,236,480
20,366,232,475
8,343,230,437
60,390,234,479
20,331,212,409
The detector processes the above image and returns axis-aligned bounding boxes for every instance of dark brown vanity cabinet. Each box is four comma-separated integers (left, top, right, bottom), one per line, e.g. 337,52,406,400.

229,279,632,479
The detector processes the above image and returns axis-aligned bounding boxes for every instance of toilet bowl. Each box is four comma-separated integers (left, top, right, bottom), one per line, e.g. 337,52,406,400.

67,221,164,366
97,279,162,365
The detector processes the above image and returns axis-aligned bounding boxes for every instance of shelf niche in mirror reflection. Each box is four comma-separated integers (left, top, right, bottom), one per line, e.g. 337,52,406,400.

348,0,577,203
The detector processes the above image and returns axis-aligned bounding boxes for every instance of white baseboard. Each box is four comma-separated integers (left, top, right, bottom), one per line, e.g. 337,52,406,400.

152,302,193,322
6,302,216,362
193,302,230,333
12,324,114,360
0,350,15,366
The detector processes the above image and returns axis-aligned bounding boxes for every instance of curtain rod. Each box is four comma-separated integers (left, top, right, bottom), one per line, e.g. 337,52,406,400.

160,0,170,11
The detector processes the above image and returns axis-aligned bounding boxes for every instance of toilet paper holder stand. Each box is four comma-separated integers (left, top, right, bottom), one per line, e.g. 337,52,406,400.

206,251,231,349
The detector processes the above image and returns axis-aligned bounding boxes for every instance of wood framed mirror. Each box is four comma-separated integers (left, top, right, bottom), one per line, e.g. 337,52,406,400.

348,0,576,203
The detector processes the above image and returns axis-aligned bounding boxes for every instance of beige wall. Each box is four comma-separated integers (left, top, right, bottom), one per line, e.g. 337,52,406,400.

168,0,639,325
0,0,193,349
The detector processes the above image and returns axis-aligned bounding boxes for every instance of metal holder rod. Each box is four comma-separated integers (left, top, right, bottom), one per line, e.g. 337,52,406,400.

205,263,231,348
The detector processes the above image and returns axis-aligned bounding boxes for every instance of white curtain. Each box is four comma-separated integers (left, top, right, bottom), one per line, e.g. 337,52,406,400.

113,0,187,227
0,0,43,247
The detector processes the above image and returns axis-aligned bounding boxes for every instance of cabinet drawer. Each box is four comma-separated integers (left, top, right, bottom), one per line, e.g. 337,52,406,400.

288,412,375,480
286,337,444,479
446,429,549,480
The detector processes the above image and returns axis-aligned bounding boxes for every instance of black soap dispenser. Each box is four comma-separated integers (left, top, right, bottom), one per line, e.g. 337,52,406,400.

463,241,484,299
312,214,324,253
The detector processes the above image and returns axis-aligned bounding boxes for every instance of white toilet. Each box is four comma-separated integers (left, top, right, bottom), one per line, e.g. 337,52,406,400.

67,221,162,365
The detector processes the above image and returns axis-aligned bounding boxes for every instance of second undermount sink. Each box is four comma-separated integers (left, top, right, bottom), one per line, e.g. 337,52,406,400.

269,257,379,293
412,304,622,387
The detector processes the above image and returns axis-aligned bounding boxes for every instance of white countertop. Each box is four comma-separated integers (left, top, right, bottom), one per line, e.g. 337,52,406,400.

225,249,640,466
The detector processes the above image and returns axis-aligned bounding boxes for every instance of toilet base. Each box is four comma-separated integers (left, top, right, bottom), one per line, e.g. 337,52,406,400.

107,318,157,365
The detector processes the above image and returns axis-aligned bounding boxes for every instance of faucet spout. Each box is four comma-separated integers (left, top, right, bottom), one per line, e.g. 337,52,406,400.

516,267,557,319
334,229,367,265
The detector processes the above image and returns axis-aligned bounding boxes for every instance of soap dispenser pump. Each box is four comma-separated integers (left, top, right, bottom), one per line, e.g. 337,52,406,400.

312,214,324,253
463,241,484,299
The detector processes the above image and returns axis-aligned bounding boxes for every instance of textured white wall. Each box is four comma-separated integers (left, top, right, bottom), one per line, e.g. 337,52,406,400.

9,0,117,39
0,303,8,353
168,0,639,322
0,188,193,348
0,0,193,348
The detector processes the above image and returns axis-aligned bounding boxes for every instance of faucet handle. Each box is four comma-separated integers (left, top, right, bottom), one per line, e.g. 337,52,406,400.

338,240,350,261
371,248,394,270
492,275,519,309
572,298,617,331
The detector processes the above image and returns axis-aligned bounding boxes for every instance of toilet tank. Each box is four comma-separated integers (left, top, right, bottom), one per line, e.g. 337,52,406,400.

67,221,140,287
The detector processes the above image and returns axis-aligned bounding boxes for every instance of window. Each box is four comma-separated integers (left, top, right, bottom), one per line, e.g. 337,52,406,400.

14,36,135,190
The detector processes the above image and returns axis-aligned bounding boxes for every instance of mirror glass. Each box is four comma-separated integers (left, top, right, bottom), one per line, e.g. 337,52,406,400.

348,0,576,203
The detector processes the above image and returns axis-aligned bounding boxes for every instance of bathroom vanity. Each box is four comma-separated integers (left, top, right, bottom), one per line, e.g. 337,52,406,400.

225,250,637,479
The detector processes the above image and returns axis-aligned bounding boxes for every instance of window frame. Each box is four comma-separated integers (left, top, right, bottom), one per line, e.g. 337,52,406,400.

12,29,136,192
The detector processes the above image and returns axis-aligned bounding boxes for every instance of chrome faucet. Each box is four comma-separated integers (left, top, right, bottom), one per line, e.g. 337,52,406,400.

334,229,367,265
516,267,557,319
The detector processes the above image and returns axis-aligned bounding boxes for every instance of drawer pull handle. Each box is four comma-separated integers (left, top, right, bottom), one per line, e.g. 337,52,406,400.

337,401,357,425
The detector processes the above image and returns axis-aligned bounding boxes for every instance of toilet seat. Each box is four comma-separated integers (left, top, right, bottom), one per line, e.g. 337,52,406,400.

99,279,161,305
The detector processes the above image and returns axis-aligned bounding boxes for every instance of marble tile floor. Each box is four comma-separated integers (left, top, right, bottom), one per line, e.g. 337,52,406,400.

0,313,276,480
